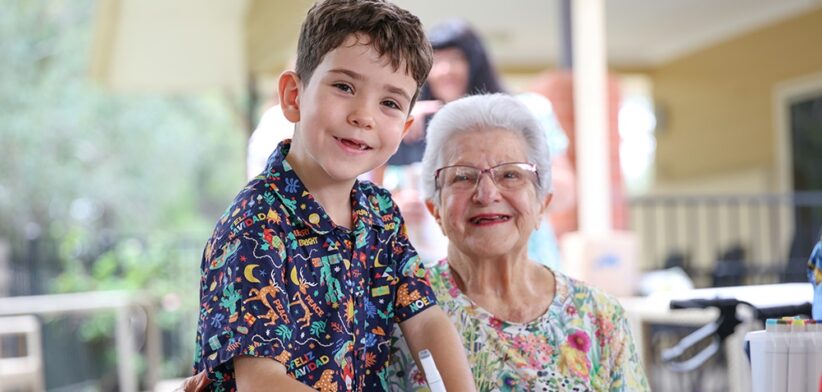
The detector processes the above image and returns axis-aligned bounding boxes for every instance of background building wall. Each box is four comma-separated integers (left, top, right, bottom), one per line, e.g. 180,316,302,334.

651,8,822,190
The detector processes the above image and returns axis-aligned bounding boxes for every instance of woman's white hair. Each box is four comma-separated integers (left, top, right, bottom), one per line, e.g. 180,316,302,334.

420,93,553,204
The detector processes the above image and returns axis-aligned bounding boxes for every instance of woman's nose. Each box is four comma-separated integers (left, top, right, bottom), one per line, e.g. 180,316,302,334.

472,174,501,204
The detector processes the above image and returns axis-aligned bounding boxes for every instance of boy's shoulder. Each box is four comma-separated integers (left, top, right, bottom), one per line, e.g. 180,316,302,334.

211,176,289,239
210,140,300,239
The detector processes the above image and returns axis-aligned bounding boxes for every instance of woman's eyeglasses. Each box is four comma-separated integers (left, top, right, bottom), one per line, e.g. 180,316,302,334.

434,162,539,192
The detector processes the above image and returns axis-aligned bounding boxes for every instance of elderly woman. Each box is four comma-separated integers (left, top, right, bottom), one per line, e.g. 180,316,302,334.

387,93,648,391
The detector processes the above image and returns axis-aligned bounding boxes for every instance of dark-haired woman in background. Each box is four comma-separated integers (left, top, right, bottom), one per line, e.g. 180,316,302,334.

378,19,576,270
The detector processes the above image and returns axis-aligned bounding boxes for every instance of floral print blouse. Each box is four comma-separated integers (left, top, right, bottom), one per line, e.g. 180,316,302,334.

387,260,650,391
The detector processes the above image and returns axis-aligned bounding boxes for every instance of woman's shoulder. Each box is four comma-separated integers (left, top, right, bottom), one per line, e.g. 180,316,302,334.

424,260,473,317
553,270,626,317
426,260,455,295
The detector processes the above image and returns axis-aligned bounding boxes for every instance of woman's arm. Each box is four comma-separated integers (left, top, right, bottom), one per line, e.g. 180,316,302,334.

399,305,476,392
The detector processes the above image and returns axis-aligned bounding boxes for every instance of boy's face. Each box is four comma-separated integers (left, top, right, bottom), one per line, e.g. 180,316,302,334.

281,34,416,184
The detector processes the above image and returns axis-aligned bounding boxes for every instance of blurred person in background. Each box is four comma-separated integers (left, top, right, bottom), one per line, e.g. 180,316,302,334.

246,57,298,180
377,19,576,270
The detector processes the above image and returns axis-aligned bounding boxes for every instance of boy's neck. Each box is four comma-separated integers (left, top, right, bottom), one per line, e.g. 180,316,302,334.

285,141,355,229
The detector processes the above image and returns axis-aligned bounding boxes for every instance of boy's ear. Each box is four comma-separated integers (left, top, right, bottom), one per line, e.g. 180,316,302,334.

401,115,414,138
278,71,301,123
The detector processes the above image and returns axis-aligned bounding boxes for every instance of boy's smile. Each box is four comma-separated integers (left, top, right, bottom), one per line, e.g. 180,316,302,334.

281,33,417,191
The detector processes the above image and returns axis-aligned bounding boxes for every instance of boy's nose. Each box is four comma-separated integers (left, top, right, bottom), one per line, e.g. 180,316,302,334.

347,106,375,130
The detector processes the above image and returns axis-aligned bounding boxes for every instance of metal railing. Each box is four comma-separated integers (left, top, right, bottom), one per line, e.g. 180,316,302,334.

0,291,161,392
628,192,822,287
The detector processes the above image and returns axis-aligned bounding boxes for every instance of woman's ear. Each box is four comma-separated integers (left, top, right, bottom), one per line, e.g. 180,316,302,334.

540,193,553,216
425,199,446,236
278,70,301,123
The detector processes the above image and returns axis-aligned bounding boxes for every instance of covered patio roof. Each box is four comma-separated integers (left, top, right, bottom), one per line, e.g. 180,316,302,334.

89,0,821,93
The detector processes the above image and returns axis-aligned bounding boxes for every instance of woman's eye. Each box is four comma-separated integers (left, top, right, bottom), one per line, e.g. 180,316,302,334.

450,174,470,184
451,172,477,184
502,170,522,180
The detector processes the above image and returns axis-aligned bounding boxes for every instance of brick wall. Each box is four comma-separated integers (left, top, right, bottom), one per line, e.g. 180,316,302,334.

528,70,627,236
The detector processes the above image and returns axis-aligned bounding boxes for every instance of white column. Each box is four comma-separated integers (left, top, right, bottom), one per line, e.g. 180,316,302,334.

572,0,611,234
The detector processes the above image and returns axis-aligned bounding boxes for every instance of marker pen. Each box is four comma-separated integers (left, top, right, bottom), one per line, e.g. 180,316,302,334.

807,320,822,392
787,319,807,392
419,349,447,392
769,319,791,392
746,329,770,392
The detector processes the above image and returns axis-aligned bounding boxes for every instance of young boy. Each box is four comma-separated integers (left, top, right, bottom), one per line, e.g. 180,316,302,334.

191,0,475,391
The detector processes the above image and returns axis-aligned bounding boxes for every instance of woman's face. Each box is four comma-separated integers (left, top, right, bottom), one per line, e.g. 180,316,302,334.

429,128,550,259
428,47,470,103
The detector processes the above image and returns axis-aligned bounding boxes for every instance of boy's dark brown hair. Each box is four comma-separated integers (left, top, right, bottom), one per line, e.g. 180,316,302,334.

295,0,433,105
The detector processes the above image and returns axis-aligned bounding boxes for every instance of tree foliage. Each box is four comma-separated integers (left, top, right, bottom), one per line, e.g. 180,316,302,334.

0,0,250,383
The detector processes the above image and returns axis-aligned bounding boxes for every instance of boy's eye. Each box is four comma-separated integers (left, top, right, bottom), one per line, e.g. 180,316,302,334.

382,99,401,110
333,83,353,93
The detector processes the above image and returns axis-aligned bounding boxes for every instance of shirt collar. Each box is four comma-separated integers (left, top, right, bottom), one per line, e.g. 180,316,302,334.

264,140,385,234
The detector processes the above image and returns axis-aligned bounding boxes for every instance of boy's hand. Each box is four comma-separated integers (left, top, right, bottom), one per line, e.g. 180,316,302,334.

400,305,476,391
182,371,210,392
392,188,426,225
404,100,443,142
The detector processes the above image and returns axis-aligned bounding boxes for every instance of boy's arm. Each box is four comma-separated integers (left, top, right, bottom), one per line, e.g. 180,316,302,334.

234,356,316,392
399,305,476,392
182,358,315,392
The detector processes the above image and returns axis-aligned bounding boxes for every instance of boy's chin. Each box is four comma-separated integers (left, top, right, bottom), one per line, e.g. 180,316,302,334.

321,162,375,183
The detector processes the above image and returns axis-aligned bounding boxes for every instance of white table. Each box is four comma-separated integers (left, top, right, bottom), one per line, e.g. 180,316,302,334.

620,283,814,392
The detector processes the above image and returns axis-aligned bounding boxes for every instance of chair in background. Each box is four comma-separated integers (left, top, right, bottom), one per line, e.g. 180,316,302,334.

0,315,45,392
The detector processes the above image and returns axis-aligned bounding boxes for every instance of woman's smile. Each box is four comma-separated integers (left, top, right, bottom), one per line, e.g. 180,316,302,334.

468,213,511,226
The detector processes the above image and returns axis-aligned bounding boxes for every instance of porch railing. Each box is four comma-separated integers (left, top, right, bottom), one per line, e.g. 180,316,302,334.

628,191,822,287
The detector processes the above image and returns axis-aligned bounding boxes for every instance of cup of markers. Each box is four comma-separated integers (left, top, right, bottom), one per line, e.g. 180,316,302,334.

745,317,822,392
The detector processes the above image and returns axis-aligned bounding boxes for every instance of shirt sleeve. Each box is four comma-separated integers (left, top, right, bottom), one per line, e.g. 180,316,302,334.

608,304,651,392
389,204,438,322
195,232,294,380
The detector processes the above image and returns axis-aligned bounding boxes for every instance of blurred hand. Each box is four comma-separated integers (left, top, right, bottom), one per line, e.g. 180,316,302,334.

404,100,443,142
392,188,426,226
182,371,210,392
547,154,576,214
